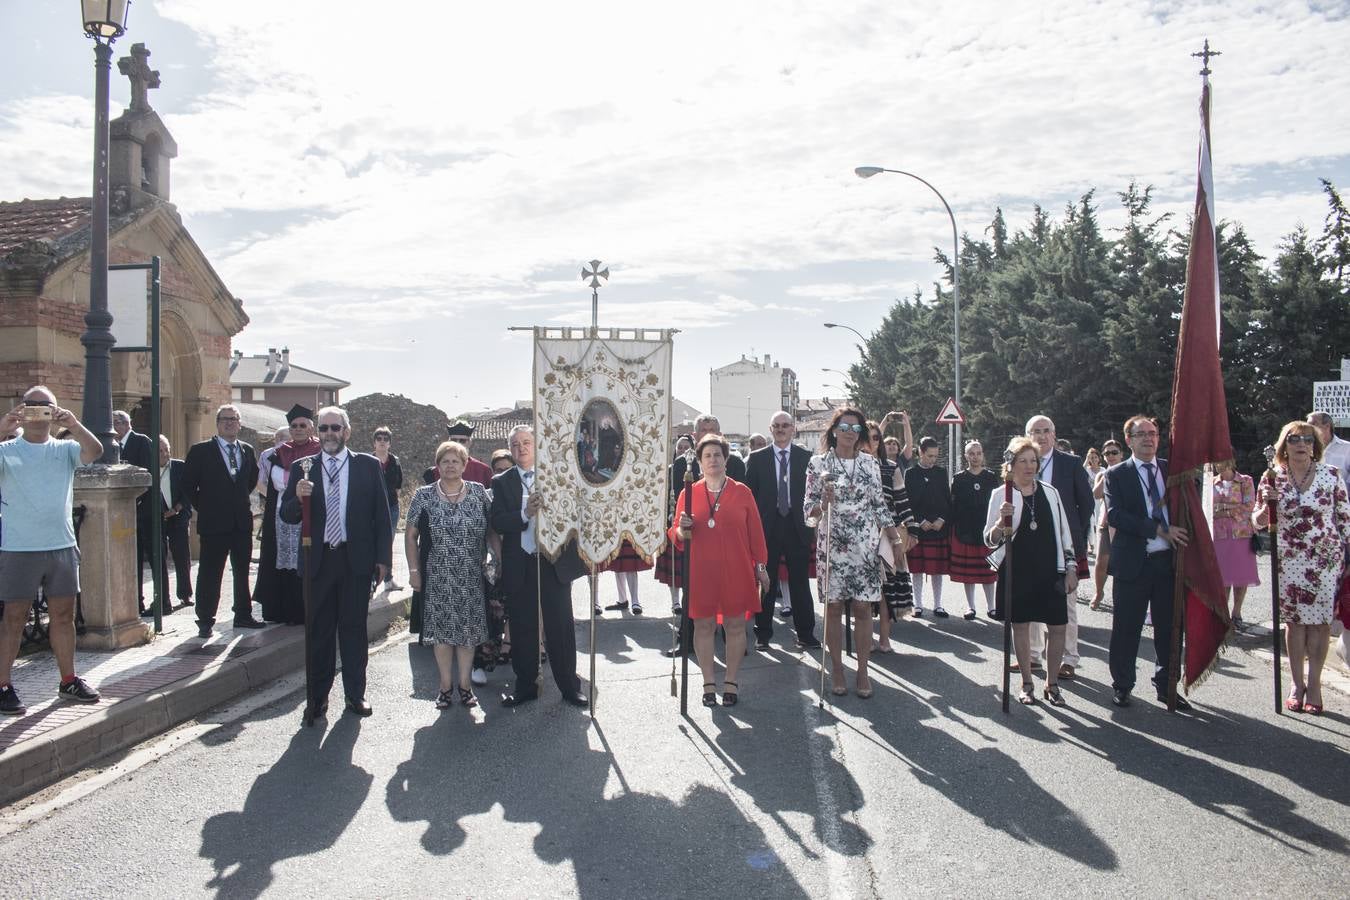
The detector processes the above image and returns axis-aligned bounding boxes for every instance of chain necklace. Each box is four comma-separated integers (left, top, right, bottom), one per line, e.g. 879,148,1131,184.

704,479,727,529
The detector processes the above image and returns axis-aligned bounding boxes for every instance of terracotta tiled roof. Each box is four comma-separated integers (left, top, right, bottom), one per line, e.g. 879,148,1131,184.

0,197,92,257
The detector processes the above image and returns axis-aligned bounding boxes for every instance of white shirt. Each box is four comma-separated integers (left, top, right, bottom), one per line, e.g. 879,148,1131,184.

1131,456,1171,553
215,435,243,478
1323,435,1350,494
160,463,173,508
517,466,536,554
321,448,351,543
1037,450,1054,484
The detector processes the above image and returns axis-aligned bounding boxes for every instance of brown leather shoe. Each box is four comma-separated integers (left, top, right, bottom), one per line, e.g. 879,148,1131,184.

1058,664,1076,679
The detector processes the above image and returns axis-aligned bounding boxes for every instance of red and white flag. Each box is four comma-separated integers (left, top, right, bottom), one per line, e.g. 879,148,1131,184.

1167,78,1234,691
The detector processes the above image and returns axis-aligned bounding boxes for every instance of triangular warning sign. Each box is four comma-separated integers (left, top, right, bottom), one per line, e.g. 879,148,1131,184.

934,397,965,425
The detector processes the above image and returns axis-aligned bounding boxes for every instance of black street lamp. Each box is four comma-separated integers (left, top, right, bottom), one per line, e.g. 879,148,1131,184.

80,0,132,464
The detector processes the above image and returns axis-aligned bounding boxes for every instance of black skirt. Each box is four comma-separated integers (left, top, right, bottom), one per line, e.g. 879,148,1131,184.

993,486,1068,626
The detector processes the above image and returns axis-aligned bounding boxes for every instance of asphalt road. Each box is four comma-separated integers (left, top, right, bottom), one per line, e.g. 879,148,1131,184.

3,575,1347,899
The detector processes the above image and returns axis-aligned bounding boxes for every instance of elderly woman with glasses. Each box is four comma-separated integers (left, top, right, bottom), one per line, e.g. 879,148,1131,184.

1089,439,1125,610
1253,421,1350,715
372,426,403,591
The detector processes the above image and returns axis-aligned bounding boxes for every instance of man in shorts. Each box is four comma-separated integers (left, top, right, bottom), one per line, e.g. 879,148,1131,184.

0,386,105,716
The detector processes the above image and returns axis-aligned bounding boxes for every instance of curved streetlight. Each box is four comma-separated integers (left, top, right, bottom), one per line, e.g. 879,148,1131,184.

855,165,961,476
823,321,867,344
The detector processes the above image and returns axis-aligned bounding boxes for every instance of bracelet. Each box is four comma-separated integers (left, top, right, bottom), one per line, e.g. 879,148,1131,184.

409,568,419,573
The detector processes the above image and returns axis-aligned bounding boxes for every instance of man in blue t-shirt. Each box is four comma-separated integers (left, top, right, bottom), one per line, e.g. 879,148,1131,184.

0,386,104,716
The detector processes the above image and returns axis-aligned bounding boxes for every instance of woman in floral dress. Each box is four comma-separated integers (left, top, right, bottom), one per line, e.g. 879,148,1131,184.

805,408,908,698
1254,421,1350,714
405,441,491,709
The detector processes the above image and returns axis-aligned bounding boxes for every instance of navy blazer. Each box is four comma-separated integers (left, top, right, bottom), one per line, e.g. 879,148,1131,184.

1046,449,1095,558
280,451,393,579
744,443,815,547
1104,456,1169,580
488,467,587,591
181,438,259,536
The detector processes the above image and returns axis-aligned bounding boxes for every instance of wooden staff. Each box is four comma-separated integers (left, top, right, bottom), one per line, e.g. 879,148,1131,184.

1001,458,1014,714
1263,446,1283,715
298,456,317,727
677,453,695,715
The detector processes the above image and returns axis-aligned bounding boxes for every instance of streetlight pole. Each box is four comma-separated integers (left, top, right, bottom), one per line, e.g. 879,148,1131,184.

854,166,961,476
81,1,132,464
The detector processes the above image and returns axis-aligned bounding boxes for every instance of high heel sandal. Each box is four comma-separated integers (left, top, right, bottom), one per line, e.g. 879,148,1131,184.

1043,684,1066,707
435,690,453,709
721,681,739,707
1018,682,1036,705
702,683,718,707
458,687,478,709
855,676,873,699
1285,689,1305,713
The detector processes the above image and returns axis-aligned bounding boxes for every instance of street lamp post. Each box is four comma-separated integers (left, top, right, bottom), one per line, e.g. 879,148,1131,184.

821,367,855,403
81,0,132,464
854,166,961,475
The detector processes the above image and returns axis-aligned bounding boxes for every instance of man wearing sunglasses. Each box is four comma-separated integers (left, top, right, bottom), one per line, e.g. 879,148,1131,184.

182,404,262,638
1104,414,1191,710
282,406,392,720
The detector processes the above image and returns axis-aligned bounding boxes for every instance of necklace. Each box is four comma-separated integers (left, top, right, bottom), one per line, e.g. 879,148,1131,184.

438,480,466,503
704,480,727,528
1021,484,1039,531
1289,464,1315,498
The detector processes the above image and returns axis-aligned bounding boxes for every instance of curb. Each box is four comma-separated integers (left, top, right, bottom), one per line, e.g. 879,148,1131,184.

0,592,408,808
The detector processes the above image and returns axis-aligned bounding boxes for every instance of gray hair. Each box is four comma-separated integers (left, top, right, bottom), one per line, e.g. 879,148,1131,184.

1024,415,1054,435
316,405,349,429
113,410,131,425
507,423,534,442
695,413,720,431
1308,410,1333,427
216,404,240,421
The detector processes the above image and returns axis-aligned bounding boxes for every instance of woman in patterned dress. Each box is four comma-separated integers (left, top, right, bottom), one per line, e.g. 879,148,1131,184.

1212,460,1259,629
868,419,914,653
405,441,491,709
1253,421,1350,714
806,408,908,698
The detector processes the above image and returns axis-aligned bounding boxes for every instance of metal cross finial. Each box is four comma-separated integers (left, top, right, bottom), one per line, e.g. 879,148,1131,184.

118,43,161,113
582,260,609,289
582,260,608,330
1192,39,1221,77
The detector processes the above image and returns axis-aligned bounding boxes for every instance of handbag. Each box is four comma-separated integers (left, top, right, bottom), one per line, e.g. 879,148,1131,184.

1249,532,1261,553
877,533,896,574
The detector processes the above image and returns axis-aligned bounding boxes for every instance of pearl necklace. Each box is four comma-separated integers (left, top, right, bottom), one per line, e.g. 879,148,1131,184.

438,480,467,503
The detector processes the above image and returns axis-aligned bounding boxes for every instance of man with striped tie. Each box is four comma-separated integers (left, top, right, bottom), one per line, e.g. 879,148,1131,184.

1103,414,1192,710
282,406,392,720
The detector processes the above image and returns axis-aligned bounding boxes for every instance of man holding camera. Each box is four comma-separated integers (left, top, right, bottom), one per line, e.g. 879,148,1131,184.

0,386,104,716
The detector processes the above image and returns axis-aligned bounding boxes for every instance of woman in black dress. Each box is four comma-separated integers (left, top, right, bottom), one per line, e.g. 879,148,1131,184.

984,437,1078,706
950,441,1001,619
868,420,915,653
904,436,952,617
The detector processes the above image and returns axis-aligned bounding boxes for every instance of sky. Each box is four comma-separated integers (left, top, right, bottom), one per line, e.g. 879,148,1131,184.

2,0,1348,422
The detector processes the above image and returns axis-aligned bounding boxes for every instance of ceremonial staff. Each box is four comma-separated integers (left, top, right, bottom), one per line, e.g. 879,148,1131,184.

1000,451,1013,714
1263,445,1283,715
298,456,317,727
677,449,696,715
817,471,837,707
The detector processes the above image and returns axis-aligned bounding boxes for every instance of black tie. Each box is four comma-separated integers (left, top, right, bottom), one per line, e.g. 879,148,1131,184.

777,450,790,516
227,443,238,480
1143,462,1166,529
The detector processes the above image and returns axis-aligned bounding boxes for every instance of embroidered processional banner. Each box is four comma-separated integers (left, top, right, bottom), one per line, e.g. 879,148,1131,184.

533,327,675,567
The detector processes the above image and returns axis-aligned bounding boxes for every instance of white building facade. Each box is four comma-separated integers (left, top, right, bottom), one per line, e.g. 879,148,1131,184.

710,354,799,438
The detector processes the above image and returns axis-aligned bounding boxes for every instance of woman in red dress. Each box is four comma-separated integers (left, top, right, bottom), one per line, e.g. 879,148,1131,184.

669,434,770,707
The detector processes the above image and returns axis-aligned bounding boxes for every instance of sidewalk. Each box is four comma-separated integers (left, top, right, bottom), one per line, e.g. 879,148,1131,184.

0,554,413,808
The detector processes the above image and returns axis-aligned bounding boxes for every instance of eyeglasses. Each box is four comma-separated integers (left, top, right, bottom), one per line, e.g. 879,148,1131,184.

217,416,239,422
1029,427,1053,436
317,424,344,433
374,435,390,442
837,423,864,434
1286,434,1316,445
1130,430,1159,438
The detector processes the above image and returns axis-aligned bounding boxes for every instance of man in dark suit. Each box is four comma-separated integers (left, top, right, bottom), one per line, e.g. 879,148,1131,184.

1025,415,1095,678
156,435,194,610
490,424,589,708
181,404,262,637
114,410,158,615
744,411,818,651
1104,414,1190,710
282,406,392,721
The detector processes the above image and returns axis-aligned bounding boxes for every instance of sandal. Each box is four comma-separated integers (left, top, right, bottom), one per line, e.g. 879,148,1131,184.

702,683,718,707
831,668,848,697
458,687,478,709
1044,684,1067,707
1089,597,1103,611
1018,682,1036,705
721,681,739,706
435,690,453,709
1285,689,1305,713
855,677,873,699
497,641,512,664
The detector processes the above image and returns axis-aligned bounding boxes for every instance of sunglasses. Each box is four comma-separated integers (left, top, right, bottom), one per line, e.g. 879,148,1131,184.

1104,449,1122,456
317,424,344,433
374,435,390,442
1286,434,1316,445
836,423,864,434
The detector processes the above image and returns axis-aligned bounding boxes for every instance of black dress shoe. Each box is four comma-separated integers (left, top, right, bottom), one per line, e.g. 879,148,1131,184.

233,618,266,629
139,605,152,618
561,691,589,708
501,691,539,707
796,639,823,651
181,598,194,606
302,701,328,725
197,624,212,639
344,697,373,716
1157,692,1193,711
755,640,771,651
1112,689,1131,707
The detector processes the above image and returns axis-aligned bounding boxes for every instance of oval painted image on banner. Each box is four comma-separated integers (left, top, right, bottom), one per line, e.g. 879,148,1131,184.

577,399,625,485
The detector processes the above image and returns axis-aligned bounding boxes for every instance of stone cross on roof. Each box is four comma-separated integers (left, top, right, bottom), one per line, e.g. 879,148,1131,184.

118,43,160,113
